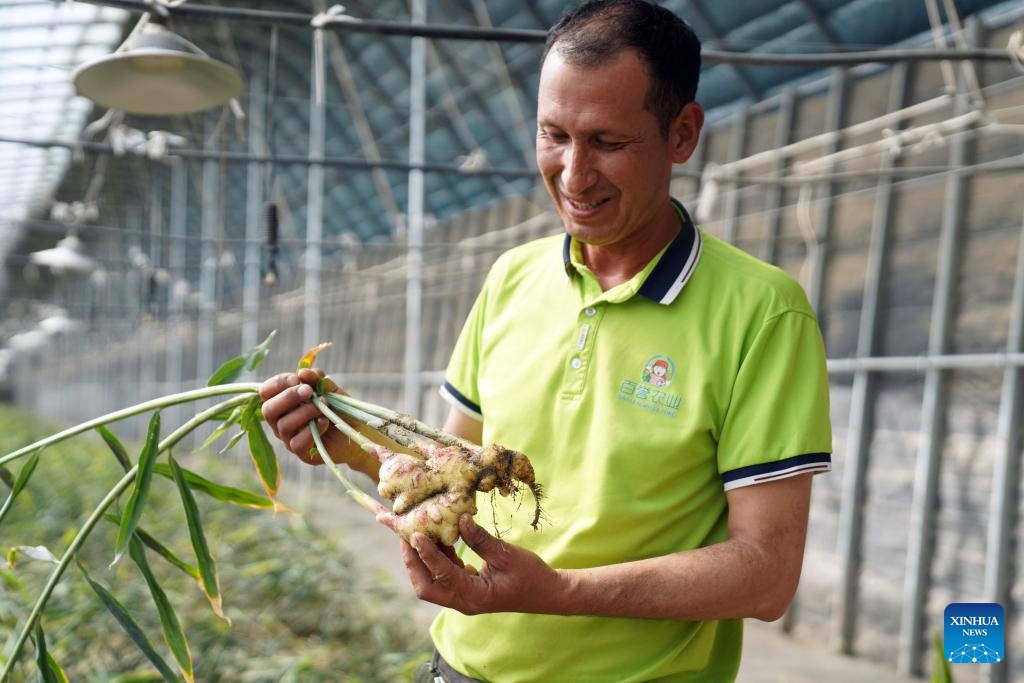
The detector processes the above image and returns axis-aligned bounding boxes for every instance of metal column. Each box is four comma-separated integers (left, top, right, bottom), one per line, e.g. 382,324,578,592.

404,0,426,416
805,69,846,315
243,76,265,355
759,89,795,265
835,61,909,655
304,26,326,351
197,121,219,384
721,107,747,245
167,159,188,423
898,87,970,676
982,210,1024,683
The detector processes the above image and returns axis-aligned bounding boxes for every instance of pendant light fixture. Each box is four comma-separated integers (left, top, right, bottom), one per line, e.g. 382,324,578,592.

72,22,243,116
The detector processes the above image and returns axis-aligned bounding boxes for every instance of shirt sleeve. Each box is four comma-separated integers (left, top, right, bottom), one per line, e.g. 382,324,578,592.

438,264,498,422
717,309,833,490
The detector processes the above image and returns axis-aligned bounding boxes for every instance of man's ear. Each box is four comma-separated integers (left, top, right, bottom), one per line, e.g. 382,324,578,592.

670,102,704,164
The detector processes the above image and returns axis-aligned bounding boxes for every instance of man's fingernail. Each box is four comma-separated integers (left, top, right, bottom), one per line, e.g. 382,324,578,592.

297,384,312,398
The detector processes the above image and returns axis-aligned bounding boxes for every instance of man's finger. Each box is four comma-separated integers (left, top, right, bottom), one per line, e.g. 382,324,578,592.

458,514,502,559
258,372,299,401
411,533,459,584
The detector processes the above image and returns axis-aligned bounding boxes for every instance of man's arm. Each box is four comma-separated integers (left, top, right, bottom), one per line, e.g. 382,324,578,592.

401,471,813,622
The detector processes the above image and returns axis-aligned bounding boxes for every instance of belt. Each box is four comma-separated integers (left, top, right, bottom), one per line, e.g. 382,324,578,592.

429,650,487,683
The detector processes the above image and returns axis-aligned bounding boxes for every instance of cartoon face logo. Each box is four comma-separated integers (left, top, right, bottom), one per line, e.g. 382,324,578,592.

641,355,675,388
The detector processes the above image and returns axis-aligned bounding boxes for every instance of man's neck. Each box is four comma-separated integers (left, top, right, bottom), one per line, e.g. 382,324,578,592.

581,202,682,291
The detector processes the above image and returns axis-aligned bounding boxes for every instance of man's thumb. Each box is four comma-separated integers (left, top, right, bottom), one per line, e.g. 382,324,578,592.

459,514,499,555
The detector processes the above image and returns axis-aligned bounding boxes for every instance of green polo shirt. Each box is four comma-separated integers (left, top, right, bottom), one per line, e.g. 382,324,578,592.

435,202,832,682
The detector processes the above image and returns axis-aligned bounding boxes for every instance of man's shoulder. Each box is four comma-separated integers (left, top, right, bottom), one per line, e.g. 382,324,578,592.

696,231,814,315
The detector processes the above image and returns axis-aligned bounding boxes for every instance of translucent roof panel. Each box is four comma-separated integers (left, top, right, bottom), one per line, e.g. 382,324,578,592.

0,0,128,223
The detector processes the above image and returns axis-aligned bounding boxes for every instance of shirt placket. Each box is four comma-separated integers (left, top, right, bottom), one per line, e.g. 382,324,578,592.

561,301,604,399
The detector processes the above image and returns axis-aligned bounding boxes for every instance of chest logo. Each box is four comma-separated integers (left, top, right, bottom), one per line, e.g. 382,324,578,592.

617,355,682,417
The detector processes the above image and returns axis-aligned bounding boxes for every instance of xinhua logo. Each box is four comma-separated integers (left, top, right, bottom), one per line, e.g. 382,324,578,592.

943,603,1004,664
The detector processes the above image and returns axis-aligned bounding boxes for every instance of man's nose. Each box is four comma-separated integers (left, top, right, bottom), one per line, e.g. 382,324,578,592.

561,144,597,195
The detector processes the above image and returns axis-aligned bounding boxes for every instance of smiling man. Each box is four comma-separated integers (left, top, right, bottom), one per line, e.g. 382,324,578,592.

260,1,832,681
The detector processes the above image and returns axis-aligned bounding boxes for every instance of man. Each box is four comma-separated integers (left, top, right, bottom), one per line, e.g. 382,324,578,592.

261,1,832,680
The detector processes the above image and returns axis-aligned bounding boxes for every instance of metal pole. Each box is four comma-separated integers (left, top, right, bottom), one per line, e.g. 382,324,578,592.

404,0,426,417
304,26,326,351
982,210,1024,683
805,68,846,314
898,84,970,677
722,107,747,245
759,89,795,265
243,75,265,355
167,159,187,422
197,119,219,384
835,61,908,655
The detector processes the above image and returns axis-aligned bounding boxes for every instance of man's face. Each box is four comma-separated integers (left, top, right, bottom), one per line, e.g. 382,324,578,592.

536,48,701,254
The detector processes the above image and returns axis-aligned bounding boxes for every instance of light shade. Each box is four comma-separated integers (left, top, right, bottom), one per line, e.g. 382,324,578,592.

72,24,243,116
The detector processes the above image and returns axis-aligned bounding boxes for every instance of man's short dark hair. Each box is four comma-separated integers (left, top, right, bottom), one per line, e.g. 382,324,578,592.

542,0,702,137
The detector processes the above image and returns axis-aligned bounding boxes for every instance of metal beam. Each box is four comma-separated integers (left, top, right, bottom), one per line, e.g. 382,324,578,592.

685,0,763,102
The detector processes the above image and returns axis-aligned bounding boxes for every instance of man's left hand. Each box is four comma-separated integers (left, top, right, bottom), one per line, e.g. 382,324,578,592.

400,514,567,615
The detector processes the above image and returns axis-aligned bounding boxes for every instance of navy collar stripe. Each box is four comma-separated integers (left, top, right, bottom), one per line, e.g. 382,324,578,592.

560,199,702,305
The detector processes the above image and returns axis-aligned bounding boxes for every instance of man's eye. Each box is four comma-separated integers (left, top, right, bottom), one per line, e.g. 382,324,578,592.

596,140,625,150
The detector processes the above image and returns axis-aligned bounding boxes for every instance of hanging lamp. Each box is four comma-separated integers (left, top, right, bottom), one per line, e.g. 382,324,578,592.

72,23,243,116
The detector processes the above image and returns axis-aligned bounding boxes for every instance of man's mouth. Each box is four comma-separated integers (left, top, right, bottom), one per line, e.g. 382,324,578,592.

565,197,608,211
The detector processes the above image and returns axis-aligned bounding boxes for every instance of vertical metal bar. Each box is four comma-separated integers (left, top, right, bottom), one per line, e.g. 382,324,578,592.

167,160,187,423
982,210,1024,683
835,61,908,655
404,0,426,416
898,86,970,678
197,121,218,384
806,69,846,315
759,89,795,265
722,106,747,245
243,75,265,355
304,27,326,351
141,177,162,398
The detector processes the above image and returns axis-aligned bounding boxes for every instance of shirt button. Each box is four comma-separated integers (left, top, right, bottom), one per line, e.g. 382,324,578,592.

584,306,597,317
570,358,583,369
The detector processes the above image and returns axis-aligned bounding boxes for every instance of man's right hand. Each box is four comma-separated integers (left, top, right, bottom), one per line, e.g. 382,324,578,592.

259,368,381,480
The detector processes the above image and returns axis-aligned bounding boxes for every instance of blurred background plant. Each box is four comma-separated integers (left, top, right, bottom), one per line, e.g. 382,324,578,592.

0,402,429,682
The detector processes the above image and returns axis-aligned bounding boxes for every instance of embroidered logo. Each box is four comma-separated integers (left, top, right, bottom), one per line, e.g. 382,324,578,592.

617,355,682,417
641,355,674,388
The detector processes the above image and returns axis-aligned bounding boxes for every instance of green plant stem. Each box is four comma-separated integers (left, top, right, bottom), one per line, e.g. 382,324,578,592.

307,419,384,518
324,395,435,457
310,395,380,456
328,393,477,451
0,383,261,469
0,395,253,681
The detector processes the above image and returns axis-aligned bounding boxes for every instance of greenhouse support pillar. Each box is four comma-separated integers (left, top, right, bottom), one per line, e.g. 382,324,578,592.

835,61,908,655
304,26,326,352
982,210,1024,683
197,120,219,384
898,83,970,677
243,75,266,356
404,0,426,417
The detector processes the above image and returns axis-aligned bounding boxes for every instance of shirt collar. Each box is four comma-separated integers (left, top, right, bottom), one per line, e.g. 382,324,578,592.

561,199,703,305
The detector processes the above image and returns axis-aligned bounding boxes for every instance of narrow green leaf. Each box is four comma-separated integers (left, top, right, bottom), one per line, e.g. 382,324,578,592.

200,405,244,450
0,467,14,489
220,430,246,454
168,456,228,623
34,623,70,683
103,514,201,582
78,560,181,682
241,400,279,500
207,330,278,386
114,413,161,566
133,527,201,582
206,356,247,387
153,462,276,510
97,426,133,472
244,329,277,371
0,453,39,525
129,537,195,683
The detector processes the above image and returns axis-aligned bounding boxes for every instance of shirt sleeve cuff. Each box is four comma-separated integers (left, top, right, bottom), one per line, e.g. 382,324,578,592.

721,453,832,491
439,380,483,421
